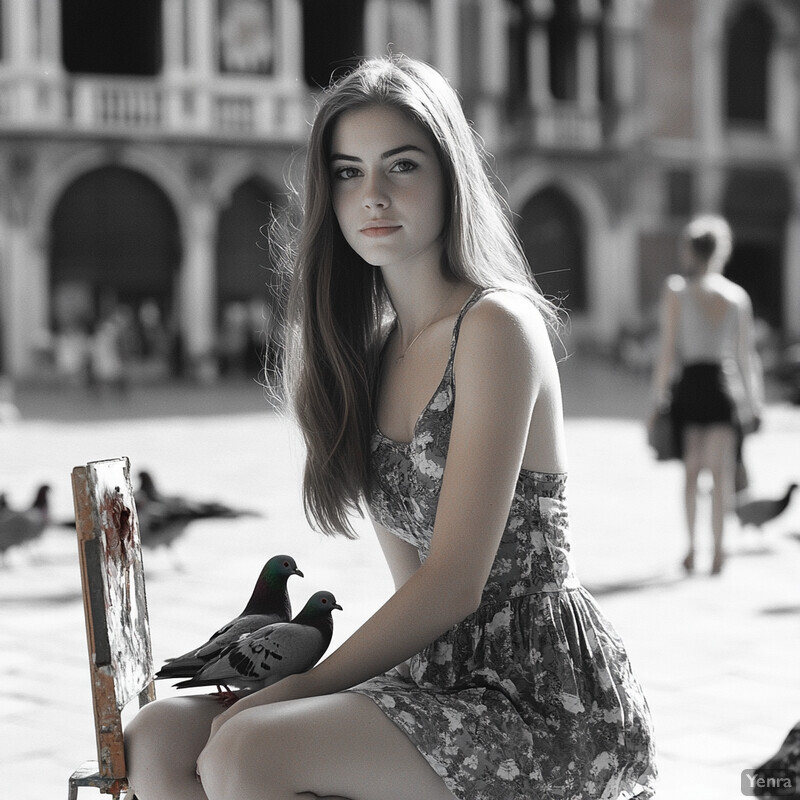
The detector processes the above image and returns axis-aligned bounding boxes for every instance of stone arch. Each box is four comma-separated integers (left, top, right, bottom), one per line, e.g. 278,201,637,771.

517,185,587,312
31,146,191,253
510,169,612,321
215,175,285,376
216,175,284,307
48,165,182,337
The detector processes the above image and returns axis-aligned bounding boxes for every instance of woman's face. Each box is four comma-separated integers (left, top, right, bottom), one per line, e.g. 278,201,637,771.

329,105,447,274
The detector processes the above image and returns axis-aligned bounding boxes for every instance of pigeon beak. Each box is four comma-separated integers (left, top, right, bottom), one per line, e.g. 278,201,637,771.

333,603,343,611
294,569,304,578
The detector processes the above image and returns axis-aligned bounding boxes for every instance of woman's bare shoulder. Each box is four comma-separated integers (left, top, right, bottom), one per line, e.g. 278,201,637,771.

711,274,751,308
454,290,554,386
461,290,550,347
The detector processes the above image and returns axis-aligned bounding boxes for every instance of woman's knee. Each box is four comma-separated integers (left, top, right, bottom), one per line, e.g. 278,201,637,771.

126,696,220,788
198,702,330,800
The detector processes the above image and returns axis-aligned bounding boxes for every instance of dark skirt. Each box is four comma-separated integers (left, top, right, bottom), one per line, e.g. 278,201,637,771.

672,362,736,426
670,362,748,487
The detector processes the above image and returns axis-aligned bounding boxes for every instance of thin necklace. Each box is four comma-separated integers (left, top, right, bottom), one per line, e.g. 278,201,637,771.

395,290,456,363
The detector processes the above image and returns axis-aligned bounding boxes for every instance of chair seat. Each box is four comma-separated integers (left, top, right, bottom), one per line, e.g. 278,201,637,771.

68,759,129,798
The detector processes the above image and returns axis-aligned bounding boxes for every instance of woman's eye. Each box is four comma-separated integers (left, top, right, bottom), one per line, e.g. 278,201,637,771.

391,159,417,174
334,166,360,180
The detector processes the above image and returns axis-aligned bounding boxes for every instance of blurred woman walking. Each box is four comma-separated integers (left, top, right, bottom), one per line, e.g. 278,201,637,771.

650,214,763,575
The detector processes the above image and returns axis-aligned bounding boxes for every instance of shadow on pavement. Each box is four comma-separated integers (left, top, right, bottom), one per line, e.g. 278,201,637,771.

583,572,685,596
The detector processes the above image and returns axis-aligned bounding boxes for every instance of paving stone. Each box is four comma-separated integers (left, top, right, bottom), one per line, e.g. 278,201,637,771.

1,362,798,799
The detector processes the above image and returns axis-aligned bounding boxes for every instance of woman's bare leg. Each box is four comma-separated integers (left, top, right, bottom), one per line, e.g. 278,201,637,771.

706,425,737,574
197,692,457,800
125,695,224,800
682,427,703,573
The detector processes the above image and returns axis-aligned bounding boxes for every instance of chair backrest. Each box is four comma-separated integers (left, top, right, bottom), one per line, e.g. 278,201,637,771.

72,457,155,782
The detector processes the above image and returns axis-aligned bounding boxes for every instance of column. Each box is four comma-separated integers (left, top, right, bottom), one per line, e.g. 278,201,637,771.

784,179,800,338
364,0,390,59
37,0,63,68
694,7,724,161
576,0,601,110
277,0,303,84
5,209,48,377
0,208,11,374
608,10,641,146
189,0,215,131
163,0,188,129
162,0,186,76
180,200,217,379
476,0,507,150
7,0,36,121
275,0,304,136
770,30,797,148
7,0,33,67
526,0,553,108
432,0,459,86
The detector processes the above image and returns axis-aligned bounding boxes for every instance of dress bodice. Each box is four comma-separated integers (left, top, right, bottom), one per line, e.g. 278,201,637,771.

367,289,579,603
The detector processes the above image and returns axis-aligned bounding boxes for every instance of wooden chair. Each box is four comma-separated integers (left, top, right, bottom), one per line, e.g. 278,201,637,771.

68,457,156,800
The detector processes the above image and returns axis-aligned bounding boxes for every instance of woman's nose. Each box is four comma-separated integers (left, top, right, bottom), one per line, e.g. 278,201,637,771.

362,172,390,209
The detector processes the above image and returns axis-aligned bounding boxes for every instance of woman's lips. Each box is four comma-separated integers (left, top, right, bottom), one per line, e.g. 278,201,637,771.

360,222,401,237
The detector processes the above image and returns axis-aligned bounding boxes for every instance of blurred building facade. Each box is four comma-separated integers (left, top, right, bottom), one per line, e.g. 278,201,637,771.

0,0,798,379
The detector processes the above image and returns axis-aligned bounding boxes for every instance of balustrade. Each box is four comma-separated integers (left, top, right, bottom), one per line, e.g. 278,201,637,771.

0,73,308,140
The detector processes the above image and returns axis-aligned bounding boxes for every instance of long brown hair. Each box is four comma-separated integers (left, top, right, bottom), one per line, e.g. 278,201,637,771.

283,55,558,537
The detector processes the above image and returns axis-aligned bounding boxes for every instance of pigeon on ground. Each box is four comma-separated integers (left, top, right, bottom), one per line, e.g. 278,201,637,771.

137,470,261,522
173,591,342,693
156,554,303,680
735,483,798,531
0,485,50,562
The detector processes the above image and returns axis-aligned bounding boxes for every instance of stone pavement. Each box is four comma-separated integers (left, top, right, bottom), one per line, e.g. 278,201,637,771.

1,357,799,800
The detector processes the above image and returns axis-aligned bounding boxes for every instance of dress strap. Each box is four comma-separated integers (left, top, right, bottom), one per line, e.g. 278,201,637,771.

448,287,497,361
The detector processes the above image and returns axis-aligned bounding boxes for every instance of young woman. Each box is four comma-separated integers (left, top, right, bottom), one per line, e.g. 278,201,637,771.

126,55,656,799
651,214,763,575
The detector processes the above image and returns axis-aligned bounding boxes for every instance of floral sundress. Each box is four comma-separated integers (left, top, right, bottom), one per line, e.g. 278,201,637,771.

349,289,657,799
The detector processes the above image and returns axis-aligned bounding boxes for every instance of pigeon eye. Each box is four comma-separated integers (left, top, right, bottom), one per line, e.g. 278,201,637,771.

283,562,290,568
321,598,328,604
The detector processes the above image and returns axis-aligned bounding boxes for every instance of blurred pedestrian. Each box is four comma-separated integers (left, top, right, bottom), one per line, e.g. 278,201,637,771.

89,306,129,396
217,302,250,376
126,55,656,799
53,323,90,386
650,214,763,575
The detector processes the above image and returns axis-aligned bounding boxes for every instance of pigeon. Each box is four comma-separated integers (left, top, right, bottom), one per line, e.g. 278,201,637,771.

173,590,342,692
735,483,798,531
136,470,261,522
156,554,303,680
0,485,50,562
135,497,193,551
59,470,262,551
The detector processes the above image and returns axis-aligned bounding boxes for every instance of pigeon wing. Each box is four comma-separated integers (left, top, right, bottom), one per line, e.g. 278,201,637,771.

193,613,284,658
175,622,325,690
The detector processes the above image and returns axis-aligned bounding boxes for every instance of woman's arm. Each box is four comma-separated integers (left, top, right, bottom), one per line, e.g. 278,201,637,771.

651,276,681,409
735,291,764,425
208,294,542,730
373,522,421,592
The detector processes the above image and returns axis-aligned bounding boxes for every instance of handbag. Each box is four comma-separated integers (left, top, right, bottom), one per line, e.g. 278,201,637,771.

648,405,679,461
